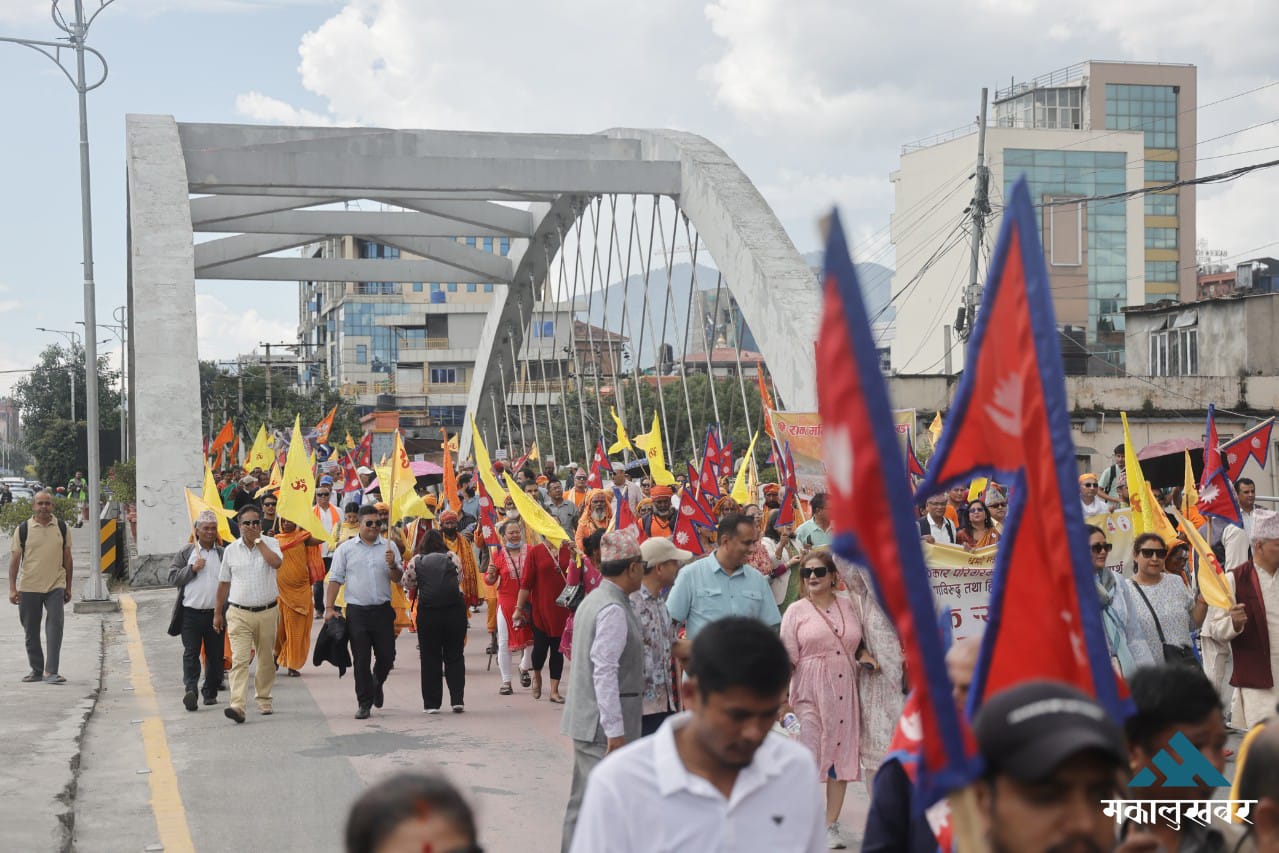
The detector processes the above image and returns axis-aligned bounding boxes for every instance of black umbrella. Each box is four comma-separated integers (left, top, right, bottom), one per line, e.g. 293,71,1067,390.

1135,439,1203,489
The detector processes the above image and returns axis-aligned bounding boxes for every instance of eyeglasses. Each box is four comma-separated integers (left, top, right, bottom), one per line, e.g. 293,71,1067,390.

362,520,380,528
987,502,1007,509
1090,542,1114,554
240,519,261,526
969,507,985,513
799,566,829,579
1081,482,1098,488
316,492,331,497
1138,547,1168,559
263,502,277,508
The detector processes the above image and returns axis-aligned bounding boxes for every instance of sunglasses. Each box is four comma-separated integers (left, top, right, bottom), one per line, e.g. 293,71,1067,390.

316,492,331,497
1090,542,1114,554
988,502,1006,509
1138,547,1168,559
1082,482,1098,488
263,502,277,508
969,507,985,513
240,519,261,526
799,566,829,579
362,520,380,528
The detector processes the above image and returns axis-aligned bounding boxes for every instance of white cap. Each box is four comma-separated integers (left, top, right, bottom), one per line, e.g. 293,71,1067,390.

1252,509,1279,542
640,536,693,566
356,466,375,476
611,462,626,473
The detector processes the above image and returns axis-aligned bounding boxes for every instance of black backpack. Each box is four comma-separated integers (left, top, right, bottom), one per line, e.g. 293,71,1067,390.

18,518,68,556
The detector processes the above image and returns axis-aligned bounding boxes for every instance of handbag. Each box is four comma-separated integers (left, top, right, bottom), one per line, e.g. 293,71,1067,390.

1131,580,1198,667
167,588,185,637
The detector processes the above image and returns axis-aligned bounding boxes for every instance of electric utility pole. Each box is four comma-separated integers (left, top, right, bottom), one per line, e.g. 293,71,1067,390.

959,88,991,342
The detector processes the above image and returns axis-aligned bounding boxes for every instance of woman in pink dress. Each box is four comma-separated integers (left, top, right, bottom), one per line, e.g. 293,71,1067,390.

560,528,605,659
781,550,874,849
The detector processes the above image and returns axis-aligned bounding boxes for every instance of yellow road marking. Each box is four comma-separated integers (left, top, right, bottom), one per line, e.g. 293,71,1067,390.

120,594,195,853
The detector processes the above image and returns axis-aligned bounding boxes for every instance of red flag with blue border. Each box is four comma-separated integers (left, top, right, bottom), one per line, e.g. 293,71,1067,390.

1200,405,1244,527
819,208,979,807
915,178,1126,721
1222,417,1275,483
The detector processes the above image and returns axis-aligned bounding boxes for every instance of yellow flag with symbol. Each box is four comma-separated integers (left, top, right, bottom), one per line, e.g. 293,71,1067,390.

201,460,237,542
245,425,273,473
389,430,434,525
277,416,333,545
632,412,676,486
731,431,760,504
468,414,509,502
503,472,568,548
608,407,633,455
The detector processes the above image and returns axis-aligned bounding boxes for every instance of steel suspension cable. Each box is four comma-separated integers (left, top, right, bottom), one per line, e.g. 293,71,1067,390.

639,195,674,465
614,195,647,444
598,194,628,461
578,199,606,443
565,205,592,461
661,202,699,469
726,273,755,441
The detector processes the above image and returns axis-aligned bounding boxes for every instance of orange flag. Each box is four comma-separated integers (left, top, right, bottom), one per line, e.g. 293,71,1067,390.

209,419,234,453
212,446,224,471
315,405,338,445
757,370,776,439
441,428,462,512
228,434,240,467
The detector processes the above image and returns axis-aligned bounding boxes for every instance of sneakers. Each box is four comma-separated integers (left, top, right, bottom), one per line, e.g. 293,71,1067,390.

202,695,218,706
826,823,848,850
183,690,198,712
452,705,465,714
224,707,246,724
425,708,441,715
355,705,371,720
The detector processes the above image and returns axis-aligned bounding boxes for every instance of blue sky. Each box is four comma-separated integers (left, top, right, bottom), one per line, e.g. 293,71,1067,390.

1,0,1276,394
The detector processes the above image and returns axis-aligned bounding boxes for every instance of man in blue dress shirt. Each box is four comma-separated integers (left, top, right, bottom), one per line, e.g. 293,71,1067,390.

666,513,781,639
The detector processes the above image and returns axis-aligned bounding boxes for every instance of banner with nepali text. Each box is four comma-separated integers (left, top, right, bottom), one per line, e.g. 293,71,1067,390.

771,409,916,497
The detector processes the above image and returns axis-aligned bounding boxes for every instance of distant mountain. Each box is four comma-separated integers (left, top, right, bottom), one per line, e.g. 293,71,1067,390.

573,256,895,370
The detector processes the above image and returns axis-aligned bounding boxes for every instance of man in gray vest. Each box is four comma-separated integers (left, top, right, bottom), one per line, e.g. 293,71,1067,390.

560,525,645,853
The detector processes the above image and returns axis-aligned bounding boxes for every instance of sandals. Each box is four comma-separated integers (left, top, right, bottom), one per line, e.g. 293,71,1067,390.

499,683,513,696
549,694,565,704
519,669,532,688
532,671,543,700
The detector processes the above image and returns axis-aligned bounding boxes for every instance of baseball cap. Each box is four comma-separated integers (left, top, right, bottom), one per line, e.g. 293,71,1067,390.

973,681,1126,783
356,466,374,476
640,537,692,566
318,475,334,486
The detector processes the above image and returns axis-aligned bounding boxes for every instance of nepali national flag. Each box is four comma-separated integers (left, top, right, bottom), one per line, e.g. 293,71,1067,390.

718,435,734,482
697,453,721,499
1199,405,1244,528
906,433,927,481
819,208,979,806
340,452,361,494
612,486,638,531
355,432,373,468
672,492,707,556
776,486,797,528
677,482,717,530
587,438,609,488
1222,416,1275,483
916,178,1125,721
475,481,502,548
704,428,723,480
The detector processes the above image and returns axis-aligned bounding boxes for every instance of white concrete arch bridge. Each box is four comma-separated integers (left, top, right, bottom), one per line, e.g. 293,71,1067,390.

125,116,818,577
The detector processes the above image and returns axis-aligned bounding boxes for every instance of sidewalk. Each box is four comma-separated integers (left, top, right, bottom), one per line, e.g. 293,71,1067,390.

0,527,109,852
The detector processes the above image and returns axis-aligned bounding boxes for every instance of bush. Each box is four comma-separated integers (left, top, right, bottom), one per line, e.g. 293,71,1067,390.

106,459,136,505
0,497,81,534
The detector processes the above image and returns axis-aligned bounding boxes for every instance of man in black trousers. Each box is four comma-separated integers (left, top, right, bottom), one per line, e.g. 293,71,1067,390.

325,504,402,720
168,510,225,710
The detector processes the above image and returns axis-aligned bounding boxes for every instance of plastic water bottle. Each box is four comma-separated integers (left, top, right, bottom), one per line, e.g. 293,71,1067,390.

781,713,801,737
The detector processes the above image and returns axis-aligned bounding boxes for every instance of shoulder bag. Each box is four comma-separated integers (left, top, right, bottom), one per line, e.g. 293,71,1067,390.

1130,579,1198,668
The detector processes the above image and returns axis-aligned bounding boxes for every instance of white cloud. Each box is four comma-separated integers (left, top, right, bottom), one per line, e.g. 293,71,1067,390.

0,300,23,314
235,91,336,126
195,291,296,362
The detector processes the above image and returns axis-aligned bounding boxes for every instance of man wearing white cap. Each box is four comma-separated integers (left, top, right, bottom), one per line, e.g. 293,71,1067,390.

634,537,693,737
610,463,642,513
168,510,226,711
354,466,376,507
561,526,646,853
1204,508,1279,730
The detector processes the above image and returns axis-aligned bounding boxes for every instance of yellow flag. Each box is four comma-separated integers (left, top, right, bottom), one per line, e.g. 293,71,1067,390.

967,478,989,502
608,407,633,455
1182,451,1207,529
345,431,355,449
1121,412,1154,536
201,460,237,542
389,430,434,524
928,412,944,449
254,462,280,499
1171,506,1234,609
245,425,273,472
632,412,676,486
527,441,539,462
468,415,508,502
503,472,568,547
186,487,235,543
277,416,333,544
1141,479,1179,547
731,431,761,504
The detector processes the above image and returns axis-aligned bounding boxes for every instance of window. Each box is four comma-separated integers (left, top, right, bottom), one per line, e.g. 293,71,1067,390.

1145,160,1177,183
532,320,556,339
356,282,400,295
1105,84,1178,149
483,237,493,253
499,238,510,257
465,237,477,248
1144,193,1177,217
466,283,477,293
356,345,368,364
428,405,466,426
1149,327,1198,376
448,283,458,292
412,283,423,292
430,367,457,384
483,284,494,293
430,283,441,293
1146,227,1178,250
356,240,400,259
1145,261,1178,282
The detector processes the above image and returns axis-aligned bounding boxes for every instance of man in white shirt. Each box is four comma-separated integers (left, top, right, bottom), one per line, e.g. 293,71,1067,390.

610,463,643,512
570,616,824,853
167,511,225,712
560,526,646,853
1079,474,1111,516
312,480,342,612
1223,477,1258,571
214,503,284,724
919,494,957,545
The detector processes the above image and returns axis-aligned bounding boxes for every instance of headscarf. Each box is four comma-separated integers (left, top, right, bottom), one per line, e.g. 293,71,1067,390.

575,488,612,551
713,496,740,519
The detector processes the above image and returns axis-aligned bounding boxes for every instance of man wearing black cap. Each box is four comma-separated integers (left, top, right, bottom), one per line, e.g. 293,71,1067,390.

973,681,1128,853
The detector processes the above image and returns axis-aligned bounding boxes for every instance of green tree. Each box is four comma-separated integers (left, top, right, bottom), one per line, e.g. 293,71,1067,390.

13,344,122,485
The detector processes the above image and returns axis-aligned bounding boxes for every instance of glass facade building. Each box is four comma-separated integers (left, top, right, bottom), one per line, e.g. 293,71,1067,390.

1004,148,1128,353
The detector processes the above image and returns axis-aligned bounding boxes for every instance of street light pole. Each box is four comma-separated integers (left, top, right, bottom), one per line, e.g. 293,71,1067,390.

2,1,115,602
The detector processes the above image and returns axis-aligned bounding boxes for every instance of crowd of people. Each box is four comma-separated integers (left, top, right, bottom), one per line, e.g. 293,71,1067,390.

48,439,1270,852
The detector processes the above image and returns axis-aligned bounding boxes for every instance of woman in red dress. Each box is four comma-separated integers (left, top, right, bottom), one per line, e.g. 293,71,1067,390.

513,536,573,703
485,519,533,695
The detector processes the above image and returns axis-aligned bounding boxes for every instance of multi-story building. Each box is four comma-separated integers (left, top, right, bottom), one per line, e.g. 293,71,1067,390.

890,60,1197,375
